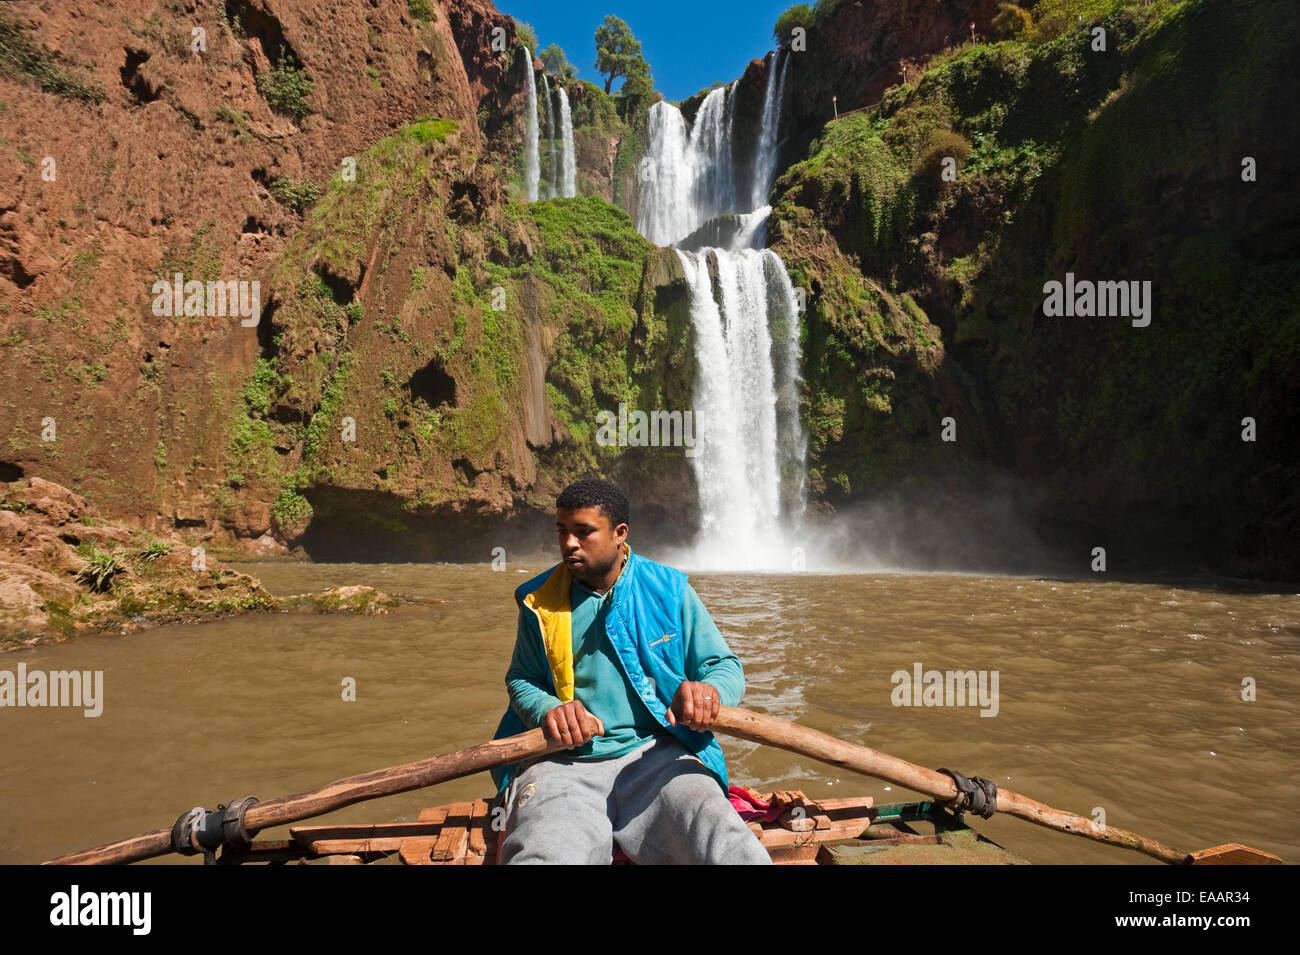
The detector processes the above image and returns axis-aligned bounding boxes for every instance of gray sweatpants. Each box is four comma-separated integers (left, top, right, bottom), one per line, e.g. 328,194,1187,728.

499,734,772,865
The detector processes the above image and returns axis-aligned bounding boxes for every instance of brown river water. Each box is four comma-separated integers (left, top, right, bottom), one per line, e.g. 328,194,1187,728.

3,559,1298,865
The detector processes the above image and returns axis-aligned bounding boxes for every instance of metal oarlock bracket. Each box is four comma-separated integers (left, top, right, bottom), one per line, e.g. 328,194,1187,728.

935,768,998,821
169,796,260,865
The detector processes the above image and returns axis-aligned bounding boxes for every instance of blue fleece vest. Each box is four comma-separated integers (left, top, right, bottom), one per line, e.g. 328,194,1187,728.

490,545,729,793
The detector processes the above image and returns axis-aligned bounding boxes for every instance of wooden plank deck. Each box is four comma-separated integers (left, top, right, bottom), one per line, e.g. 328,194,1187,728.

388,792,875,865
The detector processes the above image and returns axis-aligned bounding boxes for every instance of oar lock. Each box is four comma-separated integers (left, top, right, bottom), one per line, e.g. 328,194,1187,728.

935,768,998,820
170,796,260,865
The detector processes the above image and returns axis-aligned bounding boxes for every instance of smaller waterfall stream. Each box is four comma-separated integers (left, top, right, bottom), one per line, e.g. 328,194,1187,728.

522,48,539,202
541,72,556,199
522,57,576,202
752,50,790,209
558,86,576,198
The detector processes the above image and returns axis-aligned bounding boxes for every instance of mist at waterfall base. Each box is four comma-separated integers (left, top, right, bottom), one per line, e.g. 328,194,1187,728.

646,477,1062,576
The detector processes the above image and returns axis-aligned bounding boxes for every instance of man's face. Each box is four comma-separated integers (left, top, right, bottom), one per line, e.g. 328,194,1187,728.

556,506,627,582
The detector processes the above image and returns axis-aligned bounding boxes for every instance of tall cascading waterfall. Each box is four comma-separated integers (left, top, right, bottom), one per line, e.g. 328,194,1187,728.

558,86,576,198
636,50,806,571
522,49,540,202
541,72,556,199
674,248,805,568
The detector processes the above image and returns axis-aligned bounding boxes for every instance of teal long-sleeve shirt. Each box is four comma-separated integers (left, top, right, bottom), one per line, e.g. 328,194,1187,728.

505,577,744,759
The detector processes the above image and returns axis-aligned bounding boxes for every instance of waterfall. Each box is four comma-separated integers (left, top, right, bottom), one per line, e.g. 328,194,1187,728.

635,53,806,570
751,50,789,209
558,86,576,198
522,48,539,202
541,72,556,199
637,83,739,247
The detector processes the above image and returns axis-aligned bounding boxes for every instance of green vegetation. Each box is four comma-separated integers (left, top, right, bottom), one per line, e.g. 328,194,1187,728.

216,104,253,140
269,176,323,213
140,539,170,562
158,219,222,286
0,8,105,103
540,43,576,82
593,15,646,95
406,117,457,144
271,487,311,532
515,21,539,54
771,0,853,47
490,196,665,467
256,48,313,120
772,3,815,45
991,3,1035,40
226,358,284,485
300,352,351,466
76,549,123,593
274,116,457,280
407,0,436,22
34,243,102,328
240,357,282,417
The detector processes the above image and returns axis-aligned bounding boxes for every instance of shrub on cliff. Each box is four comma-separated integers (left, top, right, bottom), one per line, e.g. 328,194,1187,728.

772,3,815,46
269,177,323,214
913,128,972,183
256,49,313,120
407,0,435,22
992,3,1035,40
514,20,539,55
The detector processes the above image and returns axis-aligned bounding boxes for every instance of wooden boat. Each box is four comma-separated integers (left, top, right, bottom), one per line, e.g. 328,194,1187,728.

214,792,1029,865
44,706,1279,865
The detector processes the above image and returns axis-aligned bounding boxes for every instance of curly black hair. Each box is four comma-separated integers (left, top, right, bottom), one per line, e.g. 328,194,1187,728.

556,479,629,529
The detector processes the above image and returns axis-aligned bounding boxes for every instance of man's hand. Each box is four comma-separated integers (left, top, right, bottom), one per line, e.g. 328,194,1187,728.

666,681,720,732
542,700,605,748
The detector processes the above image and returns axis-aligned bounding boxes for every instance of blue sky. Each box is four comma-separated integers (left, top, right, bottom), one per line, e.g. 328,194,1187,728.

497,1,795,102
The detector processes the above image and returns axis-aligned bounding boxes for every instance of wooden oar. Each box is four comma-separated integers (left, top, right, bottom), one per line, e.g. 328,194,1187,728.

711,706,1281,865
46,727,565,865
47,705,1280,865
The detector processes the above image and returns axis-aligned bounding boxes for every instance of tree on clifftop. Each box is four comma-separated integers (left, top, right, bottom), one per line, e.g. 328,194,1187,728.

540,43,576,81
594,15,645,94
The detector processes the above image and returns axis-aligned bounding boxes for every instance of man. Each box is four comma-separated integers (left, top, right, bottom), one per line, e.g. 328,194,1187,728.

490,478,771,864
